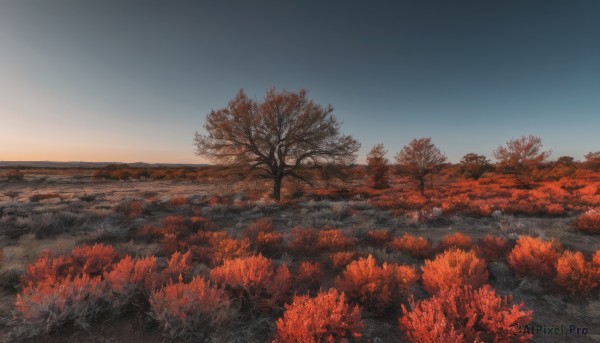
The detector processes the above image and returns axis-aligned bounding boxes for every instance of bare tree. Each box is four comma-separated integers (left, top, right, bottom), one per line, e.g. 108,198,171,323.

493,134,551,187
194,89,360,200
460,153,492,180
366,143,390,189
394,137,447,194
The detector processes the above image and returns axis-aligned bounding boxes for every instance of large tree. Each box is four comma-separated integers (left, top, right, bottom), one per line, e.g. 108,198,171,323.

460,153,492,180
366,143,390,189
493,134,551,187
194,89,360,200
395,137,447,194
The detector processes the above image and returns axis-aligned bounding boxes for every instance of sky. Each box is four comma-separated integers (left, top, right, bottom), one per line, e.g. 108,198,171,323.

0,0,599,164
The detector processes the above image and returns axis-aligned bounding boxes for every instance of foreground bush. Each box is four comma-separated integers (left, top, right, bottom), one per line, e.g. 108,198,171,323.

335,255,418,314
400,285,533,342
576,208,600,233
477,235,512,261
507,236,559,278
274,289,363,343
149,277,235,340
554,251,600,294
103,255,158,311
388,233,432,259
15,274,105,337
421,248,488,294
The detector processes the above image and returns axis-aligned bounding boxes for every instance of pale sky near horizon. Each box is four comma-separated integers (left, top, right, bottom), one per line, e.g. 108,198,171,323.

0,1,599,164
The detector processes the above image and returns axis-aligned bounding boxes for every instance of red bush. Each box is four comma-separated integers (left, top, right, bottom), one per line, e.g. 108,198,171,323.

149,277,235,340
593,251,600,268
104,255,158,311
477,235,513,261
335,255,418,314
255,231,284,254
576,208,600,233
437,233,474,252
161,215,189,236
161,251,192,284
507,236,560,278
296,261,323,292
400,285,533,343
365,229,391,246
274,289,363,343
329,251,358,270
317,228,355,251
168,196,188,207
243,218,273,240
210,237,251,266
288,227,318,255
421,248,488,295
70,243,119,277
388,233,432,259
554,251,600,294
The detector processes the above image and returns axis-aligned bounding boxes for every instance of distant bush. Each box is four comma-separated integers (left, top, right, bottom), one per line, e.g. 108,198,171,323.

243,218,273,241
400,285,533,342
329,251,359,270
255,231,284,254
437,233,474,252
335,255,418,314
296,261,323,292
274,289,363,343
365,229,391,246
388,233,432,259
477,235,513,261
6,169,25,181
149,277,235,341
554,251,600,294
576,208,600,233
288,227,318,255
421,248,488,295
317,228,355,251
507,236,560,278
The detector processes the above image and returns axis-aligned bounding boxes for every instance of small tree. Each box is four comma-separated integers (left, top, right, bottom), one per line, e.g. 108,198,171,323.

493,135,551,187
366,143,390,189
584,151,600,171
395,137,447,194
194,89,360,200
459,153,492,180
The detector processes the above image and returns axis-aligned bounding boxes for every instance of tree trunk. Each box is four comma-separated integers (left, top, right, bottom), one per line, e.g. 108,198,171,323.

273,177,282,201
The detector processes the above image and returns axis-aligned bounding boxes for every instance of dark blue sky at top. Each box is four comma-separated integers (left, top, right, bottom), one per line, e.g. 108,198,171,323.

0,0,598,163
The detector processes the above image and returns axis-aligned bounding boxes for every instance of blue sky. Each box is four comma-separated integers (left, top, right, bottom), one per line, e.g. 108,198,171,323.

0,1,599,163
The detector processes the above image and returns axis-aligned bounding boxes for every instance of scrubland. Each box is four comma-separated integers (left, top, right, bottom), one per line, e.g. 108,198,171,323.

0,166,599,342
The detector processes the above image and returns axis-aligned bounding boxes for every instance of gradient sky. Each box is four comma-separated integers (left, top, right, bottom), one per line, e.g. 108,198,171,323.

1,1,599,164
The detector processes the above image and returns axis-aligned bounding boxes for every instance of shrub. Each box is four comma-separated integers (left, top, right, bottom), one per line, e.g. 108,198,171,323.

421,248,488,295
161,215,189,236
317,228,355,251
103,256,157,311
122,200,143,219
149,277,235,340
288,227,318,255
593,251,600,268
365,229,391,246
161,251,192,284
15,274,106,337
210,237,251,266
255,231,284,254
438,233,474,252
388,233,432,259
7,169,25,181
296,261,323,292
169,196,188,207
209,255,291,309
243,218,273,241
576,208,600,233
274,289,363,343
335,255,418,314
554,251,600,294
507,236,560,278
400,285,533,343
70,243,119,277
477,235,513,261
329,251,358,270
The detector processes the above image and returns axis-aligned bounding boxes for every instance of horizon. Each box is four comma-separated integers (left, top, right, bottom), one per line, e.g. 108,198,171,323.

1,1,599,164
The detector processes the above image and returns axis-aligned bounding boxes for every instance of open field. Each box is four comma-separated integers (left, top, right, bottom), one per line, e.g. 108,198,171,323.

0,167,599,342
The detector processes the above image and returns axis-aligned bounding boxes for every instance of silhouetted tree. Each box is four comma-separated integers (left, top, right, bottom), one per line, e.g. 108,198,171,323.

460,153,492,180
395,138,447,194
493,135,551,187
584,151,600,171
366,143,390,189
194,89,360,200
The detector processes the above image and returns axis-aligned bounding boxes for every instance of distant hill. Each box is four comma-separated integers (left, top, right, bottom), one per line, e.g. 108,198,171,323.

0,161,210,169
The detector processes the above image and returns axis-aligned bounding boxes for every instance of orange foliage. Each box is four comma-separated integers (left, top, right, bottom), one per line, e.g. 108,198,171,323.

507,236,560,278
149,277,235,340
400,285,533,343
288,227,318,255
161,251,192,284
477,235,513,261
388,233,432,259
274,289,363,343
421,248,488,295
296,261,323,291
317,228,355,251
334,255,418,314
593,251,600,268
576,208,600,233
554,251,600,293
437,233,474,252
103,255,158,311
168,196,188,207
243,218,273,240
255,231,284,254
365,229,391,246
329,251,358,270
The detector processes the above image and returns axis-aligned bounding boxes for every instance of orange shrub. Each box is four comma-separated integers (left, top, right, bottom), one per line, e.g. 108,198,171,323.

274,289,363,343
576,208,600,233
122,200,143,219
210,237,251,266
554,251,600,294
365,229,391,246
329,251,358,270
400,285,533,343
507,236,560,278
421,248,488,295
161,251,192,284
477,235,513,261
388,233,432,259
255,231,284,254
104,256,157,311
317,228,355,251
149,277,235,340
437,233,474,252
296,261,323,292
15,274,106,336
243,218,273,240
288,227,318,255
23,251,75,285
593,251,600,268
335,255,418,314
209,255,291,308
161,215,189,236
168,196,188,207
70,243,119,277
